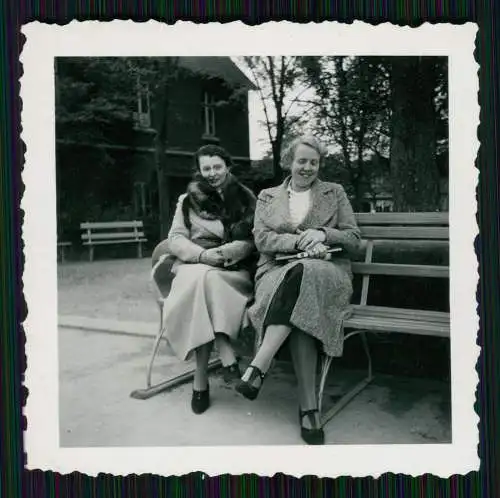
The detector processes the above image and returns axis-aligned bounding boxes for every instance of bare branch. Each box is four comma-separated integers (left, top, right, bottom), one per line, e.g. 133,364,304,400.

286,103,317,127
245,57,276,146
278,56,287,109
282,84,315,120
266,57,281,118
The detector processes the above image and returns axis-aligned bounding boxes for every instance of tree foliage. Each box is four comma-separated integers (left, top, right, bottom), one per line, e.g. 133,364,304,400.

56,58,141,143
56,57,189,237
238,56,314,183
57,55,449,229
300,55,448,212
56,57,250,237
301,56,391,210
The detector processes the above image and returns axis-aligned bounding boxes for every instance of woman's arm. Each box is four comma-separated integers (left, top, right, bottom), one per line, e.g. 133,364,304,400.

321,185,361,253
217,240,255,266
166,195,205,263
253,194,300,254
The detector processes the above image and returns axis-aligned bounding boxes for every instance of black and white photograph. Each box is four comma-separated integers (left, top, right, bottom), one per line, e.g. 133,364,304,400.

22,22,479,477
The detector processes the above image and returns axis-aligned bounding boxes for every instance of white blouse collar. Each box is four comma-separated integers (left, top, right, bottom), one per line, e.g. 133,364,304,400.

287,184,312,195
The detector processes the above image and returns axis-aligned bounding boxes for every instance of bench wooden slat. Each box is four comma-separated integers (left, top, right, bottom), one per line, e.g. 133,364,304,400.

351,262,449,278
80,221,143,229
360,226,449,240
349,305,450,323
360,240,450,249
80,220,147,261
355,212,449,226
344,316,450,337
82,232,145,241
82,239,147,246
319,212,450,426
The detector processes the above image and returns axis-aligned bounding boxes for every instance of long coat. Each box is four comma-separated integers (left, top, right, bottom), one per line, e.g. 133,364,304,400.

158,194,254,361
247,177,361,357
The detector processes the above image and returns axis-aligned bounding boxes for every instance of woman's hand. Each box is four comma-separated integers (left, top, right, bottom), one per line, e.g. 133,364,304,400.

305,242,329,259
296,229,326,251
199,248,226,267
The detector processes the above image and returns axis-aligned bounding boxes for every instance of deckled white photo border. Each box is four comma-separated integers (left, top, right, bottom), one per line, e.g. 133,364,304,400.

21,20,480,478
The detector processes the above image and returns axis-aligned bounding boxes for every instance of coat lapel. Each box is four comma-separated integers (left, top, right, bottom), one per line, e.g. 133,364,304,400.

263,178,338,233
262,179,296,233
299,179,337,229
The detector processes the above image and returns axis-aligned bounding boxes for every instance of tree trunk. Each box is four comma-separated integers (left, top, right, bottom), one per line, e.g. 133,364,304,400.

271,140,284,184
152,60,177,239
390,58,440,212
334,56,359,207
349,171,364,212
154,136,171,240
335,58,351,172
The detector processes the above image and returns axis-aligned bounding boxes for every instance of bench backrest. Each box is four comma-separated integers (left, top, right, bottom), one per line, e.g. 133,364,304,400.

352,212,449,306
80,221,144,244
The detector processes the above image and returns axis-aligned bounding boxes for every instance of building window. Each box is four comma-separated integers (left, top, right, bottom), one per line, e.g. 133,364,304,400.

202,91,216,137
134,77,151,128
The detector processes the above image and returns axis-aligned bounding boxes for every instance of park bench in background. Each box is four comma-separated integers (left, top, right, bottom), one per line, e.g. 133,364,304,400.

318,212,450,427
131,212,451,430
81,220,147,262
57,241,72,263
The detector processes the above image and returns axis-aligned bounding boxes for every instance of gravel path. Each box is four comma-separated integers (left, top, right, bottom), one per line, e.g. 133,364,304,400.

58,259,159,323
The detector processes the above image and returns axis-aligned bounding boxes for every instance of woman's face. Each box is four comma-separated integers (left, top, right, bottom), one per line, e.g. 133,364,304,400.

198,155,229,189
289,143,321,191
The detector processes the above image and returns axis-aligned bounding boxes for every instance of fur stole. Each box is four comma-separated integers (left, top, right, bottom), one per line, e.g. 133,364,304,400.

182,173,256,243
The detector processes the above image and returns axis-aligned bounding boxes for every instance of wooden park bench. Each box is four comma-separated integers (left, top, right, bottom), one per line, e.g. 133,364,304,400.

131,212,450,431
81,220,147,262
57,241,72,263
317,212,450,427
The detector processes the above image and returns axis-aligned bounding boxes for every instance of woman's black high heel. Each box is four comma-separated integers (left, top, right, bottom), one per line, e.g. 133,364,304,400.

299,408,325,445
235,365,266,400
191,386,210,414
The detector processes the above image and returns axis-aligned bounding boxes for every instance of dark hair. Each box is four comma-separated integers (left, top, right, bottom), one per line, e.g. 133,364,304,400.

193,144,233,173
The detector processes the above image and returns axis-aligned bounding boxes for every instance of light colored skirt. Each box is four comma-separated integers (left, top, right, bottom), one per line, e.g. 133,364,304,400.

161,263,253,361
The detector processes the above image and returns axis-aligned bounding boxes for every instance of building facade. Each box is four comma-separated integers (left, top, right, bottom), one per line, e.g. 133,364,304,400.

55,57,255,247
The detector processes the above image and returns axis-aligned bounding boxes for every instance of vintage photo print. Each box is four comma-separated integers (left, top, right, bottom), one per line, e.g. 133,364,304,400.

21,21,479,477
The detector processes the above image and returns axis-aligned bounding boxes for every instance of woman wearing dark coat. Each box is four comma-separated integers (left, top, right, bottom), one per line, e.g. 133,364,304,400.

235,135,361,445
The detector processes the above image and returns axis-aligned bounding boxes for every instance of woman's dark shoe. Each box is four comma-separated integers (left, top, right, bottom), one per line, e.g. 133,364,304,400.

221,362,241,383
299,408,325,445
191,386,210,414
235,365,266,400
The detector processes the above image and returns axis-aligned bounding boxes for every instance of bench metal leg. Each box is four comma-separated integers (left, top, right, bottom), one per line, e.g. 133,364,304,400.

130,358,222,400
319,330,374,428
89,246,94,262
318,355,333,416
130,302,222,400
145,306,166,389
137,242,143,259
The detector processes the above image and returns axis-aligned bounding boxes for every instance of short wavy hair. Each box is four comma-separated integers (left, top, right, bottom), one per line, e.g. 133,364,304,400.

193,144,233,173
281,135,327,171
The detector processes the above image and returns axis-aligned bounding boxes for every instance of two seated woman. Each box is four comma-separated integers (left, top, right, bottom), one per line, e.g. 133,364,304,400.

157,137,360,445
